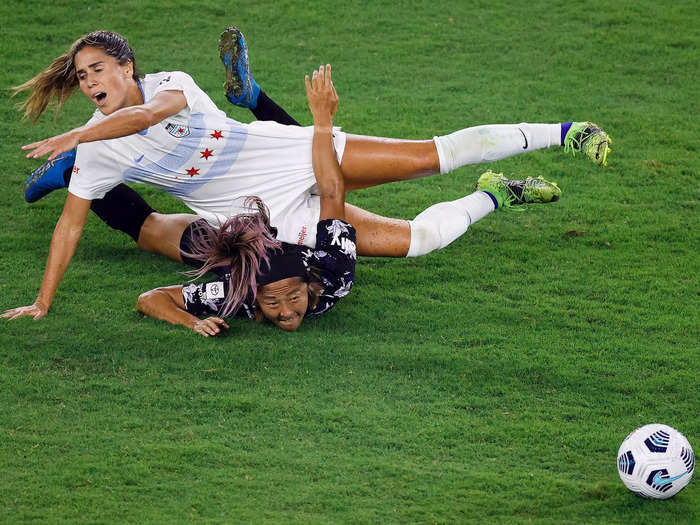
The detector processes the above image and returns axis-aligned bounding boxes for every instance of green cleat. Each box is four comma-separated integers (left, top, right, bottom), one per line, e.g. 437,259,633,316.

563,122,612,166
475,170,561,208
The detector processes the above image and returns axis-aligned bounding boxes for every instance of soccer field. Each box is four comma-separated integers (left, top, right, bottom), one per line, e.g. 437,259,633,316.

1,0,698,522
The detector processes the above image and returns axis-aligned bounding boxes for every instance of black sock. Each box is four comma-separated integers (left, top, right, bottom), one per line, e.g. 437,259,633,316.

251,90,301,126
62,166,73,186
89,184,156,242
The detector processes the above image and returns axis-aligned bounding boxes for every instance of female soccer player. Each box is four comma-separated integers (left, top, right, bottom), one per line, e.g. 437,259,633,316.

135,65,357,334
4,29,603,321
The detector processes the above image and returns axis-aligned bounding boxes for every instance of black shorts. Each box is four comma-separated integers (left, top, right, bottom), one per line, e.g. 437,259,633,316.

178,218,210,270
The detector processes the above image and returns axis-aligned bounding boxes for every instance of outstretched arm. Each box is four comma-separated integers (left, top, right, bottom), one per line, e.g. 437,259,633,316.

22,90,187,160
137,285,229,337
305,64,345,221
2,193,91,320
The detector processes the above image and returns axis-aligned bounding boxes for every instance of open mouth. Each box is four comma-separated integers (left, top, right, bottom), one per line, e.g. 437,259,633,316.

94,92,107,105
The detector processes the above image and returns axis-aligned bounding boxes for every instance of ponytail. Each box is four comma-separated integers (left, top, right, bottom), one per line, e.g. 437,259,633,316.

12,30,141,122
182,197,282,318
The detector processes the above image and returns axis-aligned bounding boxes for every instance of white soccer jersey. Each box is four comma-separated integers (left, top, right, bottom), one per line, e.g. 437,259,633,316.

68,71,346,247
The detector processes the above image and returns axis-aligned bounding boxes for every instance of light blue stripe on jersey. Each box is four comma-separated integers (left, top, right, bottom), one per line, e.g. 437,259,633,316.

169,118,248,196
122,113,248,196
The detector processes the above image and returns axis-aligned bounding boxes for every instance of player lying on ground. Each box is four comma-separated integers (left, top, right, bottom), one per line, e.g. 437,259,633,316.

4,28,606,321
137,65,357,333
141,66,561,334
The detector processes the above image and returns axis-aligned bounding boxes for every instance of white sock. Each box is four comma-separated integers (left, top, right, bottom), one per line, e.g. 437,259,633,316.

406,191,495,257
433,123,561,174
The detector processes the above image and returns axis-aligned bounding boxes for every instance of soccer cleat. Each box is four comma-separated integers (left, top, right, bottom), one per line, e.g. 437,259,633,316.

218,26,260,109
24,149,76,203
475,169,561,208
563,122,612,166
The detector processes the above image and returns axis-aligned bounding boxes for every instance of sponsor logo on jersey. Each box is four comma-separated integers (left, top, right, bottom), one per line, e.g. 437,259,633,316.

165,122,191,138
297,226,308,245
205,282,225,299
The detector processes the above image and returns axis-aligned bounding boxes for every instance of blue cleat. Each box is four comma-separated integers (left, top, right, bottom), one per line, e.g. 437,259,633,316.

219,26,260,109
24,149,76,203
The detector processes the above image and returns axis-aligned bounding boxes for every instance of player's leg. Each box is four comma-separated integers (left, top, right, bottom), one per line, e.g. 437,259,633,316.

86,183,198,262
344,204,411,257
135,212,199,262
23,150,76,203
348,171,561,257
219,26,300,126
23,152,200,261
339,121,610,191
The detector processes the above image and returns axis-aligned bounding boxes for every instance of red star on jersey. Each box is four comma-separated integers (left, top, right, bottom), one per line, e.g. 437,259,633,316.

186,167,200,177
178,127,185,134
200,148,214,160
210,130,223,140
72,166,80,174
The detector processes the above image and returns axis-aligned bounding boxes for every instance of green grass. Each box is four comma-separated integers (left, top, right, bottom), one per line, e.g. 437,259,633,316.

1,0,698,523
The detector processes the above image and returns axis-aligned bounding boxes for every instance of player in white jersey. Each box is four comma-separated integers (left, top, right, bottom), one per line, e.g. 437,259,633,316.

68,68,350,247
4,29,608,321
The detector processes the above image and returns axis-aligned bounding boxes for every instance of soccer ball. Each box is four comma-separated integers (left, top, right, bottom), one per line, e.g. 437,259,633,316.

617,423,694,499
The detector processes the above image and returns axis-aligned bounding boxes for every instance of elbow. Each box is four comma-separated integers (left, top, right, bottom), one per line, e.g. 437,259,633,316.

134,107,159,130
136,289,157,313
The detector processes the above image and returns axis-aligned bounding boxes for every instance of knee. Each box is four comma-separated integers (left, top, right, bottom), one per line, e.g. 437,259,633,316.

136,289,154,312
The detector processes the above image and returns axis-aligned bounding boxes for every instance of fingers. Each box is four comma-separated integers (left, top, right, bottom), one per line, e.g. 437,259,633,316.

1,306,43,320
21,131,77,160
23,141,51,160
193,317,229,337
308,64,332,91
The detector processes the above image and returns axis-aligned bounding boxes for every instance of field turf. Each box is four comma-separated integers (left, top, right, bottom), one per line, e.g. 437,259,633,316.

1,1,698,523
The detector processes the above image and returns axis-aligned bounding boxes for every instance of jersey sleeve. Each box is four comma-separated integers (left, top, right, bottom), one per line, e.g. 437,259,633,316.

151,71,206,113
305,219,357,317
181,278,230,317
68,141,125,200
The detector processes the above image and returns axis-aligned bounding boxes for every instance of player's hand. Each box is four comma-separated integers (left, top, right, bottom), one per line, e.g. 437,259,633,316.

192,317,229,337
22,129,81,161
1,303,49,321
305,64,338,130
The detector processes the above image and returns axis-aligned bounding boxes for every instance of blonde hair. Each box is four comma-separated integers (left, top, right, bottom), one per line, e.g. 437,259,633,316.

12,30,141,122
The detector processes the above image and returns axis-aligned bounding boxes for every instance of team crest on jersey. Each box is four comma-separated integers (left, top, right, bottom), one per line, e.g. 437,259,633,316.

165,122,190,138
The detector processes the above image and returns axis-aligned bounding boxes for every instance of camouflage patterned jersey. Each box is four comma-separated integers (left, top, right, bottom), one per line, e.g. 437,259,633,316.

182,219,357,320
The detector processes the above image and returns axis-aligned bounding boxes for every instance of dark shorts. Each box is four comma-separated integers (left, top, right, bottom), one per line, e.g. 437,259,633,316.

178,218,210,270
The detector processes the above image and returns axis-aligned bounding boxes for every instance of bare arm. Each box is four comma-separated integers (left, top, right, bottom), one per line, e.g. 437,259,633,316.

305,65,345,221
136,285,229,337
22,90,187,160
2,193,91,320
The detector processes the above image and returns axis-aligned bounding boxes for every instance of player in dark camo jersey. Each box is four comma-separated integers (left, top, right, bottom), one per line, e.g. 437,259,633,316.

178,214,357,330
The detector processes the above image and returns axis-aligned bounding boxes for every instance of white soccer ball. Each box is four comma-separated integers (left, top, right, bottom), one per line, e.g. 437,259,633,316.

617,423,694,499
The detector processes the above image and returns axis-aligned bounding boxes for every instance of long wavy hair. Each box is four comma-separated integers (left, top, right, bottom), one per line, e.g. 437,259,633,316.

182,197,281,318
12,30,142,122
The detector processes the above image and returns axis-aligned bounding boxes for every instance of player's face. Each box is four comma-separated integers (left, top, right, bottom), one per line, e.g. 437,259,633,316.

256,277,309,332
74,46,140,115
